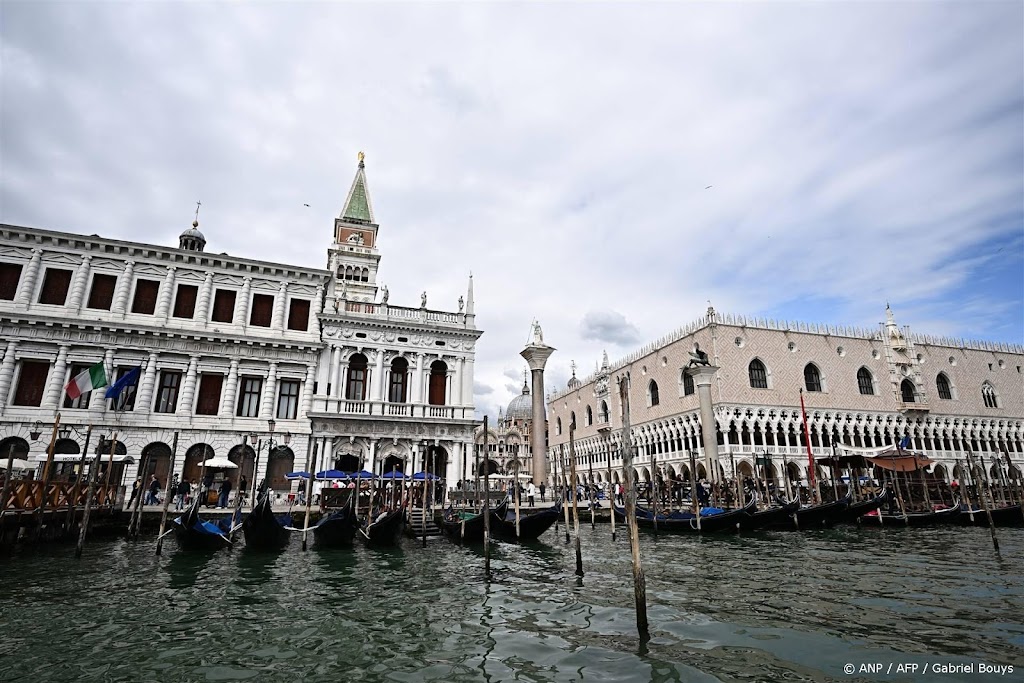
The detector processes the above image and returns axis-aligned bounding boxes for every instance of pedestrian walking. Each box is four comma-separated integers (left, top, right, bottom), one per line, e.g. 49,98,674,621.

145,474,160,506
527,481,536,507
217,477,232,508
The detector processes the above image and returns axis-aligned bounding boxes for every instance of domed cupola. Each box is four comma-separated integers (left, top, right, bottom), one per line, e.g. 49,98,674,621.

566,360,581,390
505,372,533,422
179,203,207,252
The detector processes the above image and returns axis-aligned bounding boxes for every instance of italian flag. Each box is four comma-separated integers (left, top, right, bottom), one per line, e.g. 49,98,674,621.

65,363,108,400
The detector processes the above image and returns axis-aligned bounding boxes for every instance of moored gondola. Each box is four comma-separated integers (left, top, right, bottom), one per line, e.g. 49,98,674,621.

740,498,800,531
861,501,962,527
836,490,889,525
958,503,1024,527
358,507,405,547
490,502,561,542
312,506,360,548
171,495,231,551
441,500,508,544
242,490,292,550
613,498,755,533
763,492,851,530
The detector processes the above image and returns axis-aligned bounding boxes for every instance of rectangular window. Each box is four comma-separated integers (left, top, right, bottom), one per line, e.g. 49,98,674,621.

276,379,300,420
195,373,223,415
388,370,407,403
111,366,138,411
86,273,117,310
13,360,50,406
0,262,22,300
154,370,182,413
236,376,262,417
131,279,160,314
38,268,73,305
172,284,198,319
63,364,91,409
287,298,310,331
211,289,235,323
249,293,273,327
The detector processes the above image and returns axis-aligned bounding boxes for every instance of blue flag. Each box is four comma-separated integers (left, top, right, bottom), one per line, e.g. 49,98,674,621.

105,366,141,399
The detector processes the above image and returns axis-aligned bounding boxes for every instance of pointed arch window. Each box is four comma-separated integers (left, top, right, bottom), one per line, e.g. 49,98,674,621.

936,373,952,400
556,417,562,435
585,405,593,426
982,383,998,409
600,400,609,423
749,360,768,389
857,367,874,395
683,372,695,395
346,353,368,400
649,380,660,407
900,378,916,403
804,364,822,392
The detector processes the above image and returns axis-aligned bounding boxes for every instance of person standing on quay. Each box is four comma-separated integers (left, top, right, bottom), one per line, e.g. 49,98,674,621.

145,475,161,506
539,481,546,501
218,477,232,508
175,478,190,511
527,481,536,507
127,477,141,509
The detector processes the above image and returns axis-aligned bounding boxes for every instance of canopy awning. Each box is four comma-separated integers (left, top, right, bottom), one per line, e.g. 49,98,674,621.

411,471,441,481
201,457,237,469
315,469,346,479
286,471,310,480
835,443,933,471
0,458,34,470
31,453,136,464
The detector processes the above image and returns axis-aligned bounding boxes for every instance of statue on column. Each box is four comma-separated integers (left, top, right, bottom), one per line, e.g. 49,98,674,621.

531,320,544,345
688,343,711,367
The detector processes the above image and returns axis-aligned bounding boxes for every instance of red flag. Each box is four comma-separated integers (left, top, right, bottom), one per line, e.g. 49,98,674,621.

800,389,818,502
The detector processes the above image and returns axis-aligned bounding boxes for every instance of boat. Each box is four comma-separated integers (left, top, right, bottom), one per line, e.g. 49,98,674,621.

739,498,800,531
836,490,889,525
861,501,962,527
612,498,755,533
959,503,1024,527
170,496,231,551
242,490,292,550
490,502,561,542
357,507,405,547
763,492,852,530
312,506,360,548
441,500,509,544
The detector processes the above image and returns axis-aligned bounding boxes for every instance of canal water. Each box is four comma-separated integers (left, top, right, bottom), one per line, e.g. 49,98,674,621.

0,524,1020,682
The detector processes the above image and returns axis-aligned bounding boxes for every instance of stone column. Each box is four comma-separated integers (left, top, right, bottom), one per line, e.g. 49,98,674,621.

260,362,278,418
89,348,115,414
446,367,455,406
331,347,343,398
135,353,159,414
271,282,288,330
196,272,214,322
41,344,70,410
310,284,325,338
14,248,43,306
111,259,135,316
370,350,385,402
520,336,555,486
462,357,475,408
686,365,722,484
367,439,377,475
177,355,199,416
411,353,424,404
233,276,252,326
0,341,18,410
452,358,463,406
220,358,239,416
300,363,316,417
155,266,177,319
66,255,93,311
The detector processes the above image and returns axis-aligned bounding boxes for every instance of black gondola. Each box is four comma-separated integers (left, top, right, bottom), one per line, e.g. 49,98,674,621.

613,498,755,533
763,492,852,530
739,498,800,531
357,507,406,547
959,503,1024,527
836,490,889,525
312,506,360,548
860,501,962,527
490,502,561,542
242,491,292,550
441,500,509,543
170,495,231,551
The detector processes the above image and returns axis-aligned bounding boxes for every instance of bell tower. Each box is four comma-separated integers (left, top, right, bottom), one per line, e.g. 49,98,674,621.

328,152,381,304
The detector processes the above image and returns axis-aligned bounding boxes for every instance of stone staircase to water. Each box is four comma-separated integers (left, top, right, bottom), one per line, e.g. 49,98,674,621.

406,508,442,537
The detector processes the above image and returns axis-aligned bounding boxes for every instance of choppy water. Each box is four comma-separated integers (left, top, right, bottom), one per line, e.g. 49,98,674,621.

0,524,1021,682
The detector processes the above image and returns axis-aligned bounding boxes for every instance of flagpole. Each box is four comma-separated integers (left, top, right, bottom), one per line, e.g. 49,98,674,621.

799,389,819,504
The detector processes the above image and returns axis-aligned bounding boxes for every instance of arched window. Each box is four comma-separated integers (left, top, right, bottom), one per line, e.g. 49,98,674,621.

556,417,562,435
570,411,576,430
428,360,447,405
346,353,368,400
585,405,593,426
857,367,874,395
804,364,822,392
649,380,660,407
749,359,768,389
361,268,369,282
388,357,409,403
600,400,609,423
982,383,999,409
936,373,952,400
900,378,916,403
683,372,695,396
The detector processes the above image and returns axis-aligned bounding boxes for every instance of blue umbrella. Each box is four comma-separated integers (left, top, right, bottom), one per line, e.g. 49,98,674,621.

286,471,310,480
316,469,347,479
412,471,441,481
380,471,407,480
348,469,375,479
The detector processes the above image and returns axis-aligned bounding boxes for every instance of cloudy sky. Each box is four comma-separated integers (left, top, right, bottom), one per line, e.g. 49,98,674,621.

3,2,1022,421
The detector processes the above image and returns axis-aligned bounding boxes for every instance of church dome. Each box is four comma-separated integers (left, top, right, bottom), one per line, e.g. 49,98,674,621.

506,379,533,422
179,220,207,252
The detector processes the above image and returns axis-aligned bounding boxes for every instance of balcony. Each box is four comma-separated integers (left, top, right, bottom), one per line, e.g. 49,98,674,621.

310,396,474,421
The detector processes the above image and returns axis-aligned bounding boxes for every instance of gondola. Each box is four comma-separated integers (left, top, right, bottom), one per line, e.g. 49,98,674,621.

959,503,1024,527
441,500,509,544
860,501,961,527
490,502,561,542
613,498,755,533
836,490,889,525
739,498,800,531
312,506,360,548
170,495,231,551
357,507,405,547
763,492,852,530
242,490,292,550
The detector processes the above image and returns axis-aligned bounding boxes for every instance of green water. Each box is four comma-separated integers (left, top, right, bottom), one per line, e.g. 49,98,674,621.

0,525,1021,682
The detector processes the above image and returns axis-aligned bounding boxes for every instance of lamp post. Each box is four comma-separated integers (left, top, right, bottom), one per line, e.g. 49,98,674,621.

249,419,290,504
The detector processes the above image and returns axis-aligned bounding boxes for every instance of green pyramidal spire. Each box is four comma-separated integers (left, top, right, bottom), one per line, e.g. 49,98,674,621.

340,151,375,223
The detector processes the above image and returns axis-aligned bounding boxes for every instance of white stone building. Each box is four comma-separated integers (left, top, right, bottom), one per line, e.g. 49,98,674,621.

546,306,1024,490
472,371,537,481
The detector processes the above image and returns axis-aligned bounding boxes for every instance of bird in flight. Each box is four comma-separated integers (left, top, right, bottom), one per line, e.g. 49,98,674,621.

303,203,310,207
705,185,713,190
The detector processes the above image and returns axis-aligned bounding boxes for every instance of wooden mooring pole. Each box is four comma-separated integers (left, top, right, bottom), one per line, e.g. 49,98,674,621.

973,452,999,552
64,426,93,537
568,419,583,577
34,414,62,540
302,445,318,551
155,432,179,555
75,449,104,558
617,372,649,644
482,416,492,576
608,438,616,541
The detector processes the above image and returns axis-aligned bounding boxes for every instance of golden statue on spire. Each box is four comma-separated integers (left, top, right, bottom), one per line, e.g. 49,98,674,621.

357,151,365,162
